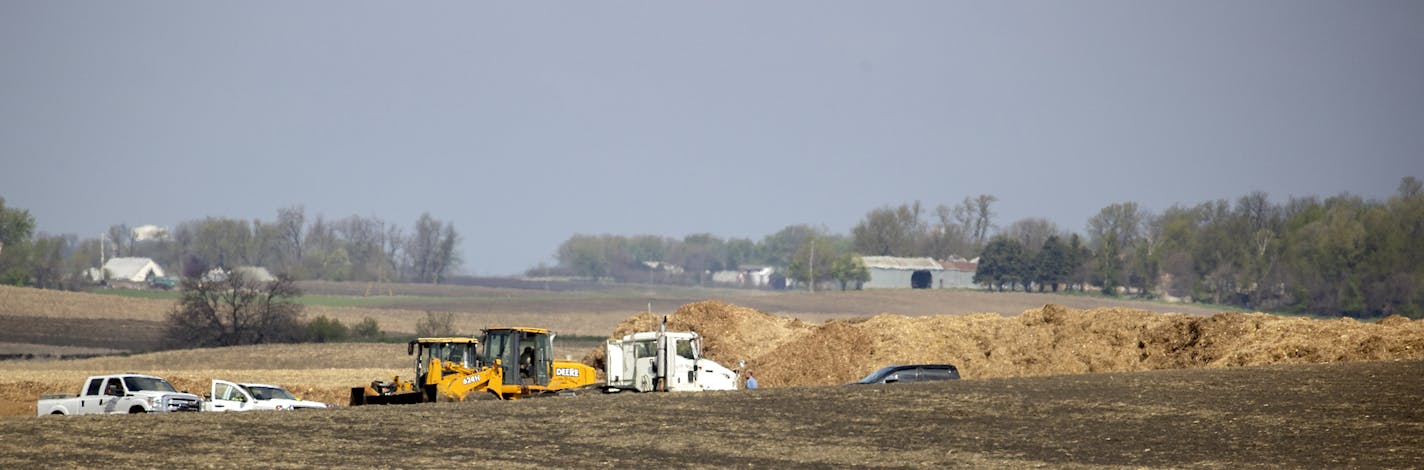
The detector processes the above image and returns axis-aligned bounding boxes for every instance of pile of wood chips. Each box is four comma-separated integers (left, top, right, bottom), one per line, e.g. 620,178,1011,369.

591,301,1424,387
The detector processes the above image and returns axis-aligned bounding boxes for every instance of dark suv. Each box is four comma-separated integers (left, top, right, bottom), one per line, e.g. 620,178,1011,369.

854,364,960,384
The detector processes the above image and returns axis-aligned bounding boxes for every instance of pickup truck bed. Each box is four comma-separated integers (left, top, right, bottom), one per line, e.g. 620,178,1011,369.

38,374,201,416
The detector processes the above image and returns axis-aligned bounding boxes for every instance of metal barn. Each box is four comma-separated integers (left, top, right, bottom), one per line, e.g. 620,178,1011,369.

860,256,945,289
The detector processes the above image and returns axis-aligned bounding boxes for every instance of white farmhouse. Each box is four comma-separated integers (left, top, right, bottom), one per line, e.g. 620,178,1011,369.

100,257,166,287
203,266,277,283
710,265,776,288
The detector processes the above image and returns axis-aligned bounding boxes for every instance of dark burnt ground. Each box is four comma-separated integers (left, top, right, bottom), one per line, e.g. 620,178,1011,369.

3,360,1420,468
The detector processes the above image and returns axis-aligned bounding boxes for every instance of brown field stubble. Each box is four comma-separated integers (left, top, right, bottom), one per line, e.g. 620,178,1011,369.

4,284,1424,467
0,360,1420,468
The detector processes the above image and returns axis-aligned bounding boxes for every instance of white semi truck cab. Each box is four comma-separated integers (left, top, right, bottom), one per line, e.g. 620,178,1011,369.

37,373,202,416
604,324,739,392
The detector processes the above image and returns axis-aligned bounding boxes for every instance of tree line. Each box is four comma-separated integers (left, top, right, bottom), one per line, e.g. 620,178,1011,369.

858,181,1422,318
543,181,1422,318
0,203,461,288
875,180,1421,318
1075,178,1423,318
542,226,868,289
4,177,1421,318
541,195,1011,289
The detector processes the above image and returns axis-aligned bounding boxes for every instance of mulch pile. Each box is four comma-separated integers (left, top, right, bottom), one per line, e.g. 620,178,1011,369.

588,301,1424,387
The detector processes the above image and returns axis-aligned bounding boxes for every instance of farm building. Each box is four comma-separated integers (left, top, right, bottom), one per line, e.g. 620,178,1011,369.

860,256,945,289
938,258,979,289
203,266,277,283
96,257,166,287
743,266,774,287
131,224,169,241
711,265,776,288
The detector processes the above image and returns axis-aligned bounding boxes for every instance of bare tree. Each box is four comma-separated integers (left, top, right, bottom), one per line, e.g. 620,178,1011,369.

334,215,389,281
435,223,460,284
972,194,997,244
106,224,129,258
405,213,439,282
250,220,279,269
382,221,403,282
186,217,254,269
851,202,924,257
277,205,305,272
954,195,998,246
1236,192,1276,233
1087,202,1148,293
403,213,461,283
1399,176,1422,198
926,204,974,259
1004,218,1061,257
951,201,976,234
163,271,305,348
415,311,458,337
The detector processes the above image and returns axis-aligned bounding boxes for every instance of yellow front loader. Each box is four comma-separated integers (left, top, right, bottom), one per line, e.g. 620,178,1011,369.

350,328,597,405
472,326,598,399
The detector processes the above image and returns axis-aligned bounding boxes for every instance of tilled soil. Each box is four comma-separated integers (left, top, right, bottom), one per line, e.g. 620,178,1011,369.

0,315,162,352
2,359,1420,468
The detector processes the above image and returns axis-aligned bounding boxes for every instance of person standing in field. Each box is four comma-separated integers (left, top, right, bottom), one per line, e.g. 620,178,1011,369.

745,371,759,390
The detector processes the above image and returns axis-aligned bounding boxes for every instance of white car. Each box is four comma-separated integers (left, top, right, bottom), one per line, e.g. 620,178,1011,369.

203,379,328,411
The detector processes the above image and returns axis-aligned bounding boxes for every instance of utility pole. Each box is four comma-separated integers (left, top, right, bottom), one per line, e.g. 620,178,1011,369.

99,232,106,284
809,240,815,293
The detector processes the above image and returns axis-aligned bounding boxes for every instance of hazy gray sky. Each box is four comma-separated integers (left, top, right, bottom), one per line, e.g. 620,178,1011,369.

3,1,1422,275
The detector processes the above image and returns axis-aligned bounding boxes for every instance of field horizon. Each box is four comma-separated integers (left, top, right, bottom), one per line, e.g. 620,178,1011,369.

0,282,1239,357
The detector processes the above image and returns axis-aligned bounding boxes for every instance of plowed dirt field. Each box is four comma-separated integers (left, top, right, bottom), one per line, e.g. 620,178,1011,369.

1,360,1420,468
4,286,1423,467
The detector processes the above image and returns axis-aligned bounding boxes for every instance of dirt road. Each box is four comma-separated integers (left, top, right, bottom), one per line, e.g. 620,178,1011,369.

3,359,1419,468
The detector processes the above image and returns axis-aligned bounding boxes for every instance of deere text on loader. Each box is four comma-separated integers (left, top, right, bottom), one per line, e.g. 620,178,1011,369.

476,326,598,399
350,328,597,405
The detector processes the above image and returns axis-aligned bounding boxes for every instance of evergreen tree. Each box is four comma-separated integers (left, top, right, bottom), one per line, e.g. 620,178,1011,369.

1035,235,1072,292
975,237,1028,292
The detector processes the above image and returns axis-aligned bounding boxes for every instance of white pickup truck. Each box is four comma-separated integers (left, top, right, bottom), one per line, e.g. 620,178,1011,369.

37,373,203,416
202,379,328,411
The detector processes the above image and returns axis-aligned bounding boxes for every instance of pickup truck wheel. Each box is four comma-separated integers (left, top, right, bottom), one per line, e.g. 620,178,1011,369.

129,406,146,414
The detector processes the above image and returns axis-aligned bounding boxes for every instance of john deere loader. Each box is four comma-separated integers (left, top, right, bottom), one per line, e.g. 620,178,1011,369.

350,327,597,405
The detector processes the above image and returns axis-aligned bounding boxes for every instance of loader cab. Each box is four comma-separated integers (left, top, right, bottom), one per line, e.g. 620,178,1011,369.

480,327,553,386
409,337,480,386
